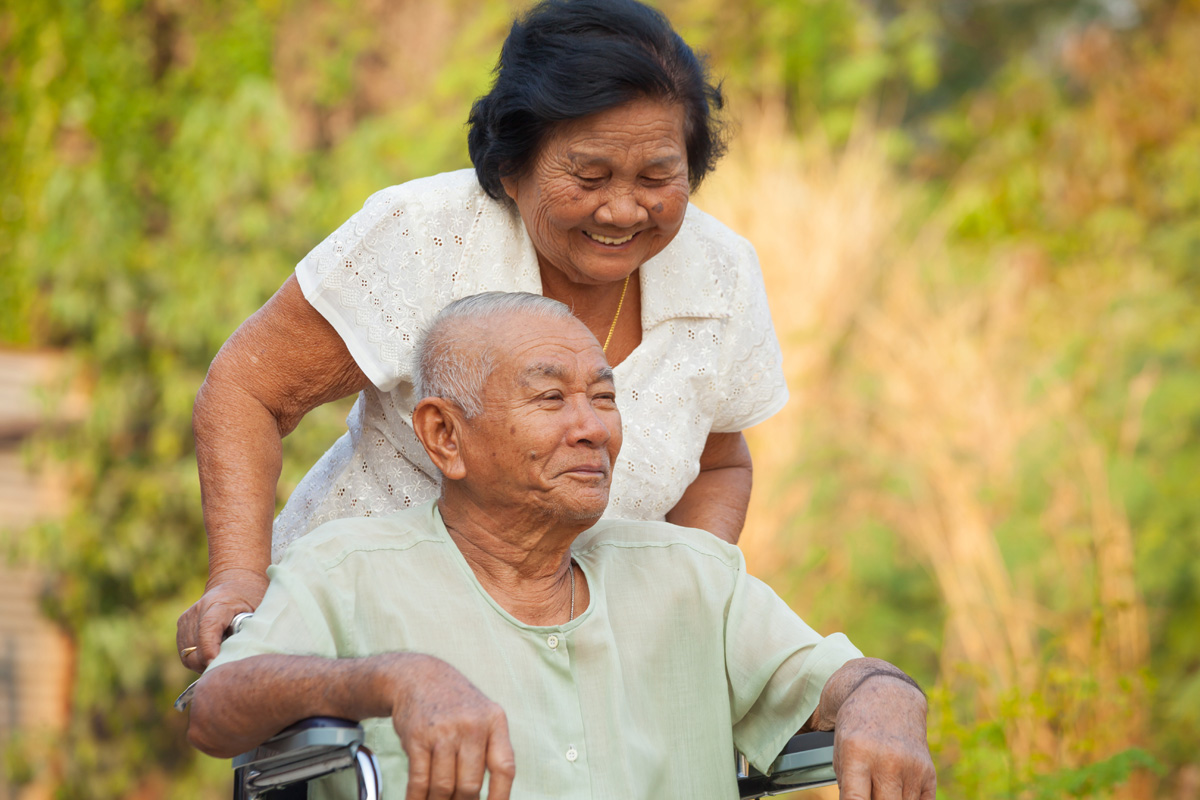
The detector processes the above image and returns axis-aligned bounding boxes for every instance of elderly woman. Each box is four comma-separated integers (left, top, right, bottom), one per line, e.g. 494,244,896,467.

179,0,789,669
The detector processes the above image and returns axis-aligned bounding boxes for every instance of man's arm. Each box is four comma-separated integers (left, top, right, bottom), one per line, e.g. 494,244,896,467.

189,652,515,800
802,657,937,800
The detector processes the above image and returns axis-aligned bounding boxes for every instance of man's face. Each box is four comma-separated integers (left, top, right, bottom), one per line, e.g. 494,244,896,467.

458,313,622,523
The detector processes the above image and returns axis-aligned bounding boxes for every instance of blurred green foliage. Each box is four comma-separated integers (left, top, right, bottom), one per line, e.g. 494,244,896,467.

2,0,1197,797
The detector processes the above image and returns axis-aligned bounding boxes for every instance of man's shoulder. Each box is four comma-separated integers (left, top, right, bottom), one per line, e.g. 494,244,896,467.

279,502,445,572
574,518,743,570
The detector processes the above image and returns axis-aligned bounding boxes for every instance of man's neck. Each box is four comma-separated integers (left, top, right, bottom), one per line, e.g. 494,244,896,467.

436,495,594,626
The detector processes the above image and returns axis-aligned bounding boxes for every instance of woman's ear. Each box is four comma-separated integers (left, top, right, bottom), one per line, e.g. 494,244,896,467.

499,172,520,204
412,398,468,481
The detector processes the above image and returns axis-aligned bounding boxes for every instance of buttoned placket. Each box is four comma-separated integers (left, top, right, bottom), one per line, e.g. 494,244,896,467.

542,627,585,772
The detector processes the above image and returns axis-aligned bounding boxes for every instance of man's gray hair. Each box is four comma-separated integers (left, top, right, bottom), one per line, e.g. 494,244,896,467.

414,292,576,418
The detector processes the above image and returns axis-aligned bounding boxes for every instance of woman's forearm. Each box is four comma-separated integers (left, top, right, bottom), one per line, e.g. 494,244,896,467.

665,431,753,544
193,276,370,580
193,373,282,580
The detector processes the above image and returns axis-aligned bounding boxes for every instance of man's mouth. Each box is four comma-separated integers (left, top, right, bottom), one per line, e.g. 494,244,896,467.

565,463,608,477
584,230,636,246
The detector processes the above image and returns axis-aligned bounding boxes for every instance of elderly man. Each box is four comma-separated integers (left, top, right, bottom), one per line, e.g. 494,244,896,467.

187,292,935,800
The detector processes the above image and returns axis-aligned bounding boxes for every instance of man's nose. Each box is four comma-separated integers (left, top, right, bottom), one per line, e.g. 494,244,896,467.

594,186,649,228
568,398,612,446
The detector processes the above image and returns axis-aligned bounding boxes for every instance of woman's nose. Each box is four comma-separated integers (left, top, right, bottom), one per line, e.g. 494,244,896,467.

594,188,649,227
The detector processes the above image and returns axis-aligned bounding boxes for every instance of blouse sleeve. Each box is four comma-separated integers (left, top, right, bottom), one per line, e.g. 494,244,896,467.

710,236,790,432
293,175,476,392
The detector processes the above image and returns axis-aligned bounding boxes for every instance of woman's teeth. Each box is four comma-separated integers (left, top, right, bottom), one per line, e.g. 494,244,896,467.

586,231,635,245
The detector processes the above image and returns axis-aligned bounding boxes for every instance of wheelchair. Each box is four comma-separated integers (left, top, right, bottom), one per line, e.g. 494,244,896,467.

226,717,835,799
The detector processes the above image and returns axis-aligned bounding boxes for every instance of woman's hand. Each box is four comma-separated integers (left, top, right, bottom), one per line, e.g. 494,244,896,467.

177,568,269,671
665,431,753,544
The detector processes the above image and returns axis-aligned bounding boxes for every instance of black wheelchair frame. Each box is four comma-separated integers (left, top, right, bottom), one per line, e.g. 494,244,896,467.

228,717,835,798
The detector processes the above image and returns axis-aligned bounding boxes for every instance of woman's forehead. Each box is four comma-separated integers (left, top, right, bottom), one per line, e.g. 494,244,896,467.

546,100,687,156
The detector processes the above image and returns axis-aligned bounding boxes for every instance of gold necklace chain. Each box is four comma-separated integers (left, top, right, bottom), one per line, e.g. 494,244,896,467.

602,274,631,355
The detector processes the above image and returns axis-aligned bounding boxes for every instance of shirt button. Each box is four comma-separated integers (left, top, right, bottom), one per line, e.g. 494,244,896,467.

547,634,559,650
565,745,578,762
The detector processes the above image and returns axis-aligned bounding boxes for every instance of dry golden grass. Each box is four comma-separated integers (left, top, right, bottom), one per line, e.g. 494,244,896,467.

699,102,1153,797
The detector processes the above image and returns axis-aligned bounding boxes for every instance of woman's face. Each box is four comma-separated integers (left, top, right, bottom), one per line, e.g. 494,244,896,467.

501,98,691,287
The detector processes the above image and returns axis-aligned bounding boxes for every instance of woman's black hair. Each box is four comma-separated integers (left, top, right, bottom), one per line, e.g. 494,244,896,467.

467,0,728,199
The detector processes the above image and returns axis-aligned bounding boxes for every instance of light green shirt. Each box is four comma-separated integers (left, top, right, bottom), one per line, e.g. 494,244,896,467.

211,500,861,799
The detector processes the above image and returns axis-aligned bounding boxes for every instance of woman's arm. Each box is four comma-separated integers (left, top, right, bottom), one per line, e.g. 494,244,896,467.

664,431,753,544
177,276,369,670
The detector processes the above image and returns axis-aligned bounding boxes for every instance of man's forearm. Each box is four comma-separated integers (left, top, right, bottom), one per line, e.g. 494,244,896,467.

803,657,926,732
187,653,407,757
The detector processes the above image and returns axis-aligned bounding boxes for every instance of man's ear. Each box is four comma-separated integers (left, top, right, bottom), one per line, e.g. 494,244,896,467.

412,398,468,481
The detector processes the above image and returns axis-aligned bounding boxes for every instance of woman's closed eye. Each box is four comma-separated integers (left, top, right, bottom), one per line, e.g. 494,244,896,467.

640,175,674,187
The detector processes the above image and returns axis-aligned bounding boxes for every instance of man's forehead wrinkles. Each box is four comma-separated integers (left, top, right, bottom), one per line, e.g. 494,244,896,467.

515,360,612,387
518,362,569,384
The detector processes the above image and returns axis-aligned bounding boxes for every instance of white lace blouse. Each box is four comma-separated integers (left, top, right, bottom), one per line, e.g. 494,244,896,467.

274,169,787,561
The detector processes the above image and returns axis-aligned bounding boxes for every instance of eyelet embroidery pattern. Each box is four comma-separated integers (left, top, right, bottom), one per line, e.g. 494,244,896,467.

271,170,787,560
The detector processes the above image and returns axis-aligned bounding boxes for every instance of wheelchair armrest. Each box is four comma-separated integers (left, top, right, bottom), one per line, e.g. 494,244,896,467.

233,716,380,800
737,731,837,798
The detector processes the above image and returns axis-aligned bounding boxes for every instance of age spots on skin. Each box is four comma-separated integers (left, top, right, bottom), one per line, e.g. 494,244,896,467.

510,426,516,435
653,202,664,213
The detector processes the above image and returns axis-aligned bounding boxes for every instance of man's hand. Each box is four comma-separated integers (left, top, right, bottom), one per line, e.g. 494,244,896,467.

176,568,269,672
390,655,516,800
832,676,935,799
804,658,936,799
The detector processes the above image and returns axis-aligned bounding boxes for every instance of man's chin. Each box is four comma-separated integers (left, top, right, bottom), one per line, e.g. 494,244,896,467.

552,489,610,524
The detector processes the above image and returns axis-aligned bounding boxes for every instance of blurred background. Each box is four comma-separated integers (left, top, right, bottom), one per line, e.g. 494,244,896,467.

1,0,1198,797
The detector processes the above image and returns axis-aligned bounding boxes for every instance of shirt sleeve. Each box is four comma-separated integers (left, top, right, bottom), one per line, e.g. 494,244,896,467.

206,543,343,672
711,236,790,432
725,562,863,772
293,175,475,392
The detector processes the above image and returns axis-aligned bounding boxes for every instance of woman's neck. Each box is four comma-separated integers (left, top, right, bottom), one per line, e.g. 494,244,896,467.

538,263,642,366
